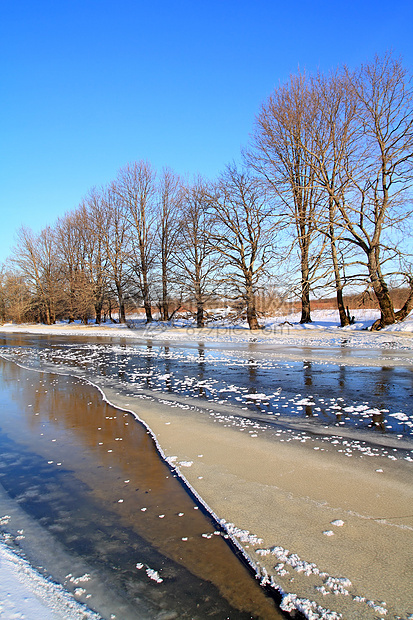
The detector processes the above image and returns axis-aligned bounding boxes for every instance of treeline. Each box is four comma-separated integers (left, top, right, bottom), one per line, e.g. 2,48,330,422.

1,53,412,330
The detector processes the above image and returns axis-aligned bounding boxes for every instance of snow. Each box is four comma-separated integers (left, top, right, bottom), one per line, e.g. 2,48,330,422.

1,308,413,341
0,539,100,620
135,563,163,583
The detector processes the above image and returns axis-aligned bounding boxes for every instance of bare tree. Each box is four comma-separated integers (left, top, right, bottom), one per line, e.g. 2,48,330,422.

0,267,32,323
174,177,218,327
78,192,109,324
298,69,360,326
247,73,326,323
155,167,182,320
56,210,94,323
56,212,78,323
12,226,61,324
90,185,132,323
115,161,157,323
209,165,278,329
317,54,413,328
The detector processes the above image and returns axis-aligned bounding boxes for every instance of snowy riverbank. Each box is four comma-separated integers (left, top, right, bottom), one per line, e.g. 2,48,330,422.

1,308,413,349
0,538,101,620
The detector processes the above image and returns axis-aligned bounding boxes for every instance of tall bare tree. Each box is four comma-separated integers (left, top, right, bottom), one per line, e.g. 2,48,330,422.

156,167,182,320
12,226,61,324
339,54,413,328
90,185,132,323
115,161,157,323
247,73,326,323
80,192,109,324
298,69,360,326
56,210,94,323
174,177,218,327
209,165,278,329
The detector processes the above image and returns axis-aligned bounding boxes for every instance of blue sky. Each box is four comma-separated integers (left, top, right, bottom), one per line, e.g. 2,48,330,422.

1,0,412,264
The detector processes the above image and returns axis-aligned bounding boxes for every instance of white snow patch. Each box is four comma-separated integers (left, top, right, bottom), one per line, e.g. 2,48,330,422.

0,540,100,619
145,568,163,583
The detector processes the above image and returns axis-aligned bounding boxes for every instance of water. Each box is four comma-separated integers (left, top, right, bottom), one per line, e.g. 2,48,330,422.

1,331,412,618
0,358,282,619
1,333,412,438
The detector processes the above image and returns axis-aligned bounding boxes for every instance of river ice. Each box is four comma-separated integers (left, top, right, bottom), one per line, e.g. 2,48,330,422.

0,311,412,619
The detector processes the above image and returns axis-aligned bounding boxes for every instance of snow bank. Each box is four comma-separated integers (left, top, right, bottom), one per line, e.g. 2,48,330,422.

1,308,412,339
0,539,100,620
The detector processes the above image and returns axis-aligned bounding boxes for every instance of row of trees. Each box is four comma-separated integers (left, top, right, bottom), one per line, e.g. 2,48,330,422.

0,164,279,329
1,53,412,330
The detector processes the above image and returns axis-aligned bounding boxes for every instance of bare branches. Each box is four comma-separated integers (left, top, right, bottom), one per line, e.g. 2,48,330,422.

115,161,157,323
172,177,219,328
247,72,328,323
208,165,279,329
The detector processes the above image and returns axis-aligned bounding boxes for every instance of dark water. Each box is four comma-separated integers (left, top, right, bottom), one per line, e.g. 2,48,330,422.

0,358,282,619
1,333,412,438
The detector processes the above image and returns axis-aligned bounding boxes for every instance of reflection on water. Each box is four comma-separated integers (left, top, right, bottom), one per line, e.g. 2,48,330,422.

0,333,412,438
303,363,313,417
0,359,281,619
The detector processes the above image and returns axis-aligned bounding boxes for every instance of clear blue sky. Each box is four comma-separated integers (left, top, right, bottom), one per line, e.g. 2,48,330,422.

1,0,412,264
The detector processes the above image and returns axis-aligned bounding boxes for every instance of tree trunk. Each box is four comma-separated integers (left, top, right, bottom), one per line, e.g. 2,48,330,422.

108,299,115,323
94,273,104,324
160,255,169,321
328,202,350,327
94,304,102,324
67,268,75,323
246,305,259,329
336,288,350,327
246,281,259,330
43,297,54,325
140,260,153,323
195,280,204,328
299,241,312,323
196,302,204,328
119,301,126,323
368,250,395,329
160,293,168,321
49,300,56,325
116,283,126,323
143,301,152,322
300,268,312,323
394,278,413,322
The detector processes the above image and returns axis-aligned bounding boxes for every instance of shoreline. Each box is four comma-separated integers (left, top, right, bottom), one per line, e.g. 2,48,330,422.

1,323,413,619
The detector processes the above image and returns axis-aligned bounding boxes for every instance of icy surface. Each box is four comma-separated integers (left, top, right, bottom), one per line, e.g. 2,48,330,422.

0,539,101,620
1,311,412,619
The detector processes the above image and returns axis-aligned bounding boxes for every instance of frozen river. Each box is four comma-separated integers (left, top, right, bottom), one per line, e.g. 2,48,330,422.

0,356,282,619
0,330,412,619
1,332,412,440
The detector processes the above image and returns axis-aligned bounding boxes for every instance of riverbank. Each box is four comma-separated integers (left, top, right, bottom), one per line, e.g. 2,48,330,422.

1,309,413,353
1,319,413,619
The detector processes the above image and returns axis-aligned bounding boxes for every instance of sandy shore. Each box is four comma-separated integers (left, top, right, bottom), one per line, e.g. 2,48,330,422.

100,384,413,620
1,322,413,618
